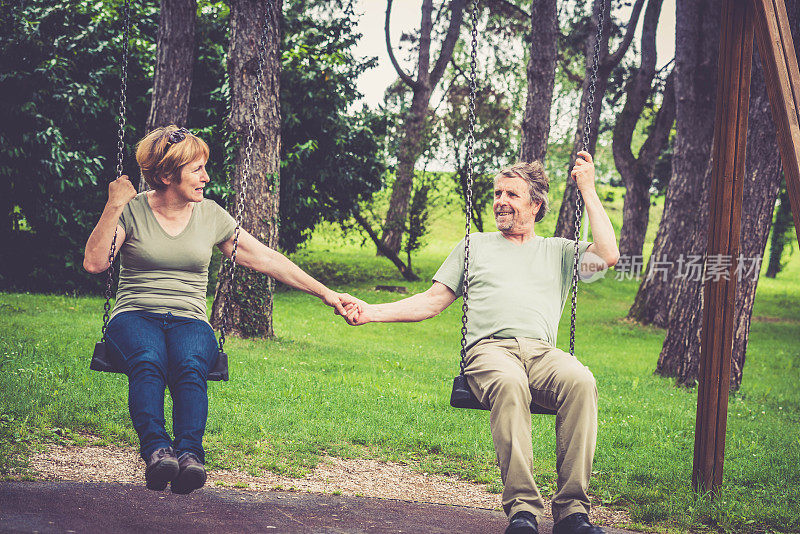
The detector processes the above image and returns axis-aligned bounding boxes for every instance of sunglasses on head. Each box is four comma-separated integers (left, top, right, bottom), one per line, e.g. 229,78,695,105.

166,127,191,145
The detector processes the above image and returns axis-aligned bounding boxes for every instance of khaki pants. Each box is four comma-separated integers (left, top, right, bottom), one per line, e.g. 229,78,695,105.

464,337,598,523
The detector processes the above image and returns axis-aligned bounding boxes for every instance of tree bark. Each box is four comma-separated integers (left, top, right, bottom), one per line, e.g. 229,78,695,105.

554,0,646,238
210,0,281,338
628,0,720,327
381,0,465,255
518,0,557,163
612,0,675,269
730,0,798,389
139,0,197,193
653,0,797,388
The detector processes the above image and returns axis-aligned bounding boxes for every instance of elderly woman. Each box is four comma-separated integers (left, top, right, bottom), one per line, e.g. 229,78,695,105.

83,126,357,494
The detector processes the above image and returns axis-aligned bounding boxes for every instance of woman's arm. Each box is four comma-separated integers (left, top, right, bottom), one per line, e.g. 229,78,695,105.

83,175,136,273
218,229,353,315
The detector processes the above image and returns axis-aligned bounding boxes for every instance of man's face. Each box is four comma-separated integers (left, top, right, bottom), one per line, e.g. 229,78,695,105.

493,175,541,233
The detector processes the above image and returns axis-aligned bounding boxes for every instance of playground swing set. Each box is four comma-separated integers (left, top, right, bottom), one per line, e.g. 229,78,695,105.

88,0,800,498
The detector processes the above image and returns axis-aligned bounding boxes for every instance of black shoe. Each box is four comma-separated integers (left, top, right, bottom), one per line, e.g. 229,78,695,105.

505,510,538,534
170,452,207,494
144,447,179,491
553,513,605,534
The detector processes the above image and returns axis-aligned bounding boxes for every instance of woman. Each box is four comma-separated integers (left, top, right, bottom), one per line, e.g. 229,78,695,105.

83,125,357,494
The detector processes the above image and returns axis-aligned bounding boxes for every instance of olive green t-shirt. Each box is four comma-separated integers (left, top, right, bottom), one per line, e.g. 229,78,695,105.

433,232,591,349
110,193,237,323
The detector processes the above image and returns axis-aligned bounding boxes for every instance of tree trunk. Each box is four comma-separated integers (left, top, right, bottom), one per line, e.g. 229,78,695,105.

210,0,281,338
612,0,676,269
382,86,432,253
765,183,792,277
519,0,557,163
554,0,645,238
730,0,798,389
628,0,720,328
139,0,197,193
381,0,465,255
655,9,793,388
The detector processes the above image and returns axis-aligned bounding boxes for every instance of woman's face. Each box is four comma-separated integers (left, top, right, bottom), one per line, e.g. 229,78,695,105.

169,157,209,202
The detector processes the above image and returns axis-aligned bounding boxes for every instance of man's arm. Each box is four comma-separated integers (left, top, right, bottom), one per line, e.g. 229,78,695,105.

571,150,620,271
345,281,457,325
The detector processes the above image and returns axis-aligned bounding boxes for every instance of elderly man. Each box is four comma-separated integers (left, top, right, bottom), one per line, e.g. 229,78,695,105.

345,152,619,534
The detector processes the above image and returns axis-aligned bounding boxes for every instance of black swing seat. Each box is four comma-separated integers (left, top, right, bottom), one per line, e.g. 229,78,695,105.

91,342,229,381
450,373,556,416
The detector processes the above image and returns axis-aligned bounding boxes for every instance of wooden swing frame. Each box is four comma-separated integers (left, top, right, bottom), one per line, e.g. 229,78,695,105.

697,0,800,495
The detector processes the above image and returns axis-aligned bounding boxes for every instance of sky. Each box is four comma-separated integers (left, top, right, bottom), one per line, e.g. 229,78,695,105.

351,0,678,108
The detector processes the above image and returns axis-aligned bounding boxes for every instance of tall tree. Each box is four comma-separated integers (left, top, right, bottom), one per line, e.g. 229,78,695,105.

765,180,794,278
553,0,645,238
210,0,281,338
627,0,720,327
519,0,558,163
380,0,465,255
138,0,197,193
651,0,796,389
611,0,675,269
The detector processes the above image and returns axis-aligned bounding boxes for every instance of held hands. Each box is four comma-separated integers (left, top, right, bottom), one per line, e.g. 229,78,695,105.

570,151,596,194
322,290,366,321
108,175,137,208
343,300,373,326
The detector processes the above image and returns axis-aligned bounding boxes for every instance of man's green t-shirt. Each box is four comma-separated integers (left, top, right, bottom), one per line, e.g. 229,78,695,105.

433,232,591,349
110,192,237,323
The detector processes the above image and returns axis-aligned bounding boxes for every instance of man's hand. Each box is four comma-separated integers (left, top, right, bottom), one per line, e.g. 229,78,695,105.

570,151,596,194
321,290,364,317
343,300,373,326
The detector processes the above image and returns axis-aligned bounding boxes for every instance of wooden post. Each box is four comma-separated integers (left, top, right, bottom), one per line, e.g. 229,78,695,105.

694,0,754,495
752,0,800,243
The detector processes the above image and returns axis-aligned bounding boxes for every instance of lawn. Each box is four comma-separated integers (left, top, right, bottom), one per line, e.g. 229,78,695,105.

1,184,798,533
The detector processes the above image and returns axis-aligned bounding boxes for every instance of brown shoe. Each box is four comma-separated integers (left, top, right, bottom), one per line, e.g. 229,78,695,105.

170,452,206,494
144,447,179,491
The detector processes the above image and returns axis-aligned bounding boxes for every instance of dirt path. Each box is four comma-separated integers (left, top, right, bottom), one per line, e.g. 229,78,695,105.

6,434,638,533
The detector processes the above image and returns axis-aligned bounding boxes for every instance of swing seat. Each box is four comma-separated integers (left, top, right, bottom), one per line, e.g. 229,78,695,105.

90,342,229,381
450,373,556,416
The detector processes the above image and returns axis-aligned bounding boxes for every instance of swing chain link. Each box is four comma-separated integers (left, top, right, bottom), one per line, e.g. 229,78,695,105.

459,0,479,373
219,0,273,351
569,0,604,357
102,0,131,340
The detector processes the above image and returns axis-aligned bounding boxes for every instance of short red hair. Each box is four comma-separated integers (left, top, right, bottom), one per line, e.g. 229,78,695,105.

135,125,210,190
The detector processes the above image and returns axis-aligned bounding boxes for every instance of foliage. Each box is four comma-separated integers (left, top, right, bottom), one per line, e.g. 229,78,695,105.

278,1,385,253
0,0,387,290
0,0,157,292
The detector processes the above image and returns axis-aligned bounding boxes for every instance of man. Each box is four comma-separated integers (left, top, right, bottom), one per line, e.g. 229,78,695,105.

344,152,619,534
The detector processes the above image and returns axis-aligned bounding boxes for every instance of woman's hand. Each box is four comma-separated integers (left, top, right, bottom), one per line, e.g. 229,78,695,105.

108,175,137,208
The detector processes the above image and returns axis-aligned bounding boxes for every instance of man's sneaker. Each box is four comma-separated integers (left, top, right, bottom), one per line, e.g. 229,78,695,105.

553,512,605,534
144,447,179,491
505,510,538,534
170,452,207,495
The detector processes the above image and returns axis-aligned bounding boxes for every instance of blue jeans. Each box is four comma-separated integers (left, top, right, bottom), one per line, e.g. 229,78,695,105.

105,311,219,463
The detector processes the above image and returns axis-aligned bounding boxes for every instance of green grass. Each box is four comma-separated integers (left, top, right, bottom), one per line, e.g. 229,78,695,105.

1,186,799,533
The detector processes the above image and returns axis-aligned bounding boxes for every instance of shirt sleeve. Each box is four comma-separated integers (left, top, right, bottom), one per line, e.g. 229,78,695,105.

432,238,467,297
209,200,238,245
117,202,134,235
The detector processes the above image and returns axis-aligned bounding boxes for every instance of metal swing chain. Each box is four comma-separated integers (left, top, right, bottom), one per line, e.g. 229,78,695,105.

569,0,605,357
459,0,479,373
219,0,274,351
102,0,131,341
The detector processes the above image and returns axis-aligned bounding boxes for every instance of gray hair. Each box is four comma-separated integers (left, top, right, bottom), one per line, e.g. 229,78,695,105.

494,161,549,222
